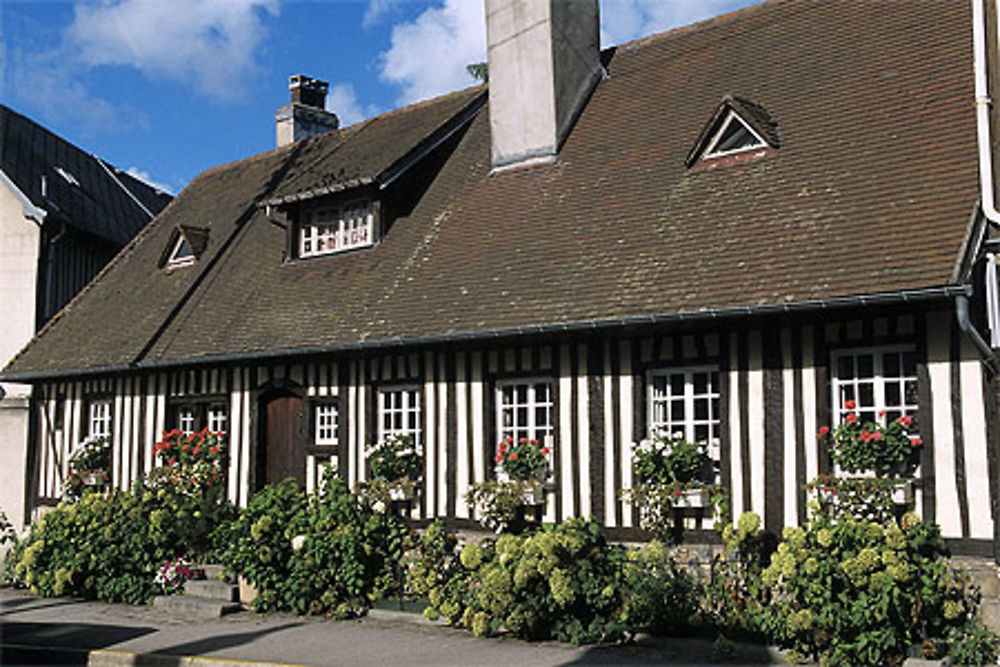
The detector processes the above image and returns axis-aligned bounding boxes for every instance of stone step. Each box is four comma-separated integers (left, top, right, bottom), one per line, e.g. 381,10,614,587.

979,599,1000,635
185,578,239,602
153,594,242,620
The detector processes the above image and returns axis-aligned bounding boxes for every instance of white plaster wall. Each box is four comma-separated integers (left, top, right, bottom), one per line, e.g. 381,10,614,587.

0,184,40,533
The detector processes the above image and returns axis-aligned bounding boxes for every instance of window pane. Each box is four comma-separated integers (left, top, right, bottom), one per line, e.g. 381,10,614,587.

693,372,708,394
838,356,854,379
883,352,900,378
858,354,874,379
694,397,709,420
885,382,900,406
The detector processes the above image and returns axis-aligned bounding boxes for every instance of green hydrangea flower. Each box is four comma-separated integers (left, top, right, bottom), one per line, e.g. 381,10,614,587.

460,543,483,570
817,528,833,548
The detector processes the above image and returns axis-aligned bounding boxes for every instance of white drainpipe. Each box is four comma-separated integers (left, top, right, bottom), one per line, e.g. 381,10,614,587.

962,0,1000,373
974,0,1000,225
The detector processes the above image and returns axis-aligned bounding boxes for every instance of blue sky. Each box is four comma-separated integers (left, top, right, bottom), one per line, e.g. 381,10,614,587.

1,0,758,194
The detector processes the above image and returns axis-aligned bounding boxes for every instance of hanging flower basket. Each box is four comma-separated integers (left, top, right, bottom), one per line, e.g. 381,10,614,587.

388,480,418,502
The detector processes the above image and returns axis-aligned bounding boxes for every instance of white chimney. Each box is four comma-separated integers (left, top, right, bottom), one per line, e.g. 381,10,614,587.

275,75,339,147
485,0,602,169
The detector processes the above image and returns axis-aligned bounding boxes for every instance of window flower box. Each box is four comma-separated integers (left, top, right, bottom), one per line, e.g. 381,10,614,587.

388,480,418,502
670,487,711,509
81,471,108,487
519,480,545,506
890,479,914,506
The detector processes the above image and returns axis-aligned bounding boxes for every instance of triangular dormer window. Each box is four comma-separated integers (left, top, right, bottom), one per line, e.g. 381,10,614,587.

702,111,765,158
686,96,779,167
167,235,196,269
160,225,209,271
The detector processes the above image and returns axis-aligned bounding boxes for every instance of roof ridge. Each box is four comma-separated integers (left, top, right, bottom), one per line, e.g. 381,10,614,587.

614,0,787,54
338,83,486,134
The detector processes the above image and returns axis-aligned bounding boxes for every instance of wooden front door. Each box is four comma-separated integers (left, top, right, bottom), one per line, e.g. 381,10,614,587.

259,392,306,488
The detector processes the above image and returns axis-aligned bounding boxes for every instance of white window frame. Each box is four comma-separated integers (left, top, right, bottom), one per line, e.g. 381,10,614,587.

177,405,196,433
702,109,767,160
314,402,340,447
495,378,554,446
299,200,374,258
207,403,228,433
88,398,112,438
166,234,196,270
377,385,422,446
646,366,721,460
987,253,1000,348
830,345,919,427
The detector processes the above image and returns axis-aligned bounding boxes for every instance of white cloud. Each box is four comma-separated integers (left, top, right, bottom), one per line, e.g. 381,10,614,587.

363,0,403,28
599,0,753,47
377,0,752,106
378,0,485,105
326,83,382,127
125,166,177,195
67,0,280,100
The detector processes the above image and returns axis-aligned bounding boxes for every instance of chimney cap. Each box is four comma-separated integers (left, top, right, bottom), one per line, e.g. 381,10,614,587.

289,74,329,108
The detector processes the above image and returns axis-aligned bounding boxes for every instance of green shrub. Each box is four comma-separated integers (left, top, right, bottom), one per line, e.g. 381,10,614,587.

64,436,112,500
367,434,422,483
703,512,774,639
8,482,234,605
759,510,979,666
620,540,698,635
413,519,697,645
217,468,406,617
947,620,1000,665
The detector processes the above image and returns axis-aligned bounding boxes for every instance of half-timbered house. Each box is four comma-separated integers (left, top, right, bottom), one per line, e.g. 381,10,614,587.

4,0,1000,558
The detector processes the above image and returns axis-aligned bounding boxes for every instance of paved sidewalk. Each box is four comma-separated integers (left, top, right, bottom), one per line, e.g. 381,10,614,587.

0,588,782,666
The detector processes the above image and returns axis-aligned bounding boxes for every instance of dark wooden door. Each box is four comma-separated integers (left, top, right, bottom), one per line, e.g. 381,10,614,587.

261,393,306,488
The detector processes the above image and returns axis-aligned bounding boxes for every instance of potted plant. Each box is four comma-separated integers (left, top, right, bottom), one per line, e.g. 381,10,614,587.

64,435,111,500
817,403,921,508
368,434,423,501
633,435,715,507
494,436,550,505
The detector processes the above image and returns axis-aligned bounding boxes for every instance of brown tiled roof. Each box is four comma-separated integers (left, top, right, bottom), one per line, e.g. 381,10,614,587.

3,0,981,378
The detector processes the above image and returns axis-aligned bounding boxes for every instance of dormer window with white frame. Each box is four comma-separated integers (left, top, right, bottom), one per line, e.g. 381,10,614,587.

166,234,196,269
701,110,766,160
299,199,374,258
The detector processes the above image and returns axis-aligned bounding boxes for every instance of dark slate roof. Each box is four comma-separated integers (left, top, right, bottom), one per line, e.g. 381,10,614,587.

0,105,172,245
2,0,981,378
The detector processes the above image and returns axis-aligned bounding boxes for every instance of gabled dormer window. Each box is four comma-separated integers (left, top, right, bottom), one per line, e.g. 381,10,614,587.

701,110,766,159
299,199,374,258
166,234,196,269
160,225,209,272
686,96,779,167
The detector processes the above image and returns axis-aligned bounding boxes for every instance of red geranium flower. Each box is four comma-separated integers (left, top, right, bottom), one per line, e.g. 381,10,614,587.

846,413,859,424
817,426,830,438
878,410,886,417
860,430,871,442
508,453,518,461
871,431,884,441
169,458,176,465
897,415,913,428
495,454,504,464
912,437,923,447
541,447,550,455
844,399,857,410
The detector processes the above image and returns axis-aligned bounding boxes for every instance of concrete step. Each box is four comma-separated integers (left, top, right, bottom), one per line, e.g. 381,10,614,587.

185,579,239,602
969,567,1000,600
153,594,242,620
979,599,1000,635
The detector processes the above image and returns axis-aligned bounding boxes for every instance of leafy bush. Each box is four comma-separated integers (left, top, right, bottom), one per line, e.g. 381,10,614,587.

947,620,1000,666
413,519,699,645
8,482,235,604
217,468,407,617
368,434,422,483
759,510,980,666
703,512,774,638
64,436,112,500
417,519,630,644
494,436,550,481
620,539,699,635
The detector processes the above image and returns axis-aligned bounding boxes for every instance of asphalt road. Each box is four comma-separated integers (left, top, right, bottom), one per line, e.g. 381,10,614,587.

0,587,783,666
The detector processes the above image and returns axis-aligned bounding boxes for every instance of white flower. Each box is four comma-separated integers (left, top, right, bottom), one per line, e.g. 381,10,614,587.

291,534,306,551
373,500,387,514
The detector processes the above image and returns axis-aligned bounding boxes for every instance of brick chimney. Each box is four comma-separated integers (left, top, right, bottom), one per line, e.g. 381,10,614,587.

275,75,339,147
485,0,602,169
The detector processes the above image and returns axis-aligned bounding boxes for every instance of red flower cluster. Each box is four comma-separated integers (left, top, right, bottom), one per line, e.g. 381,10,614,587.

494,435,550,481
153,427,228,470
